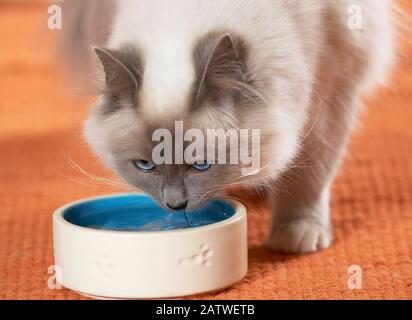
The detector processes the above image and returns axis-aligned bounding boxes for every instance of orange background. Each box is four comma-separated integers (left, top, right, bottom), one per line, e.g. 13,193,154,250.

0,1,411,299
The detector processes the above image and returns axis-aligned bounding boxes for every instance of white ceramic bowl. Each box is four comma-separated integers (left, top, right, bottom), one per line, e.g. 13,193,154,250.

53,193,248,299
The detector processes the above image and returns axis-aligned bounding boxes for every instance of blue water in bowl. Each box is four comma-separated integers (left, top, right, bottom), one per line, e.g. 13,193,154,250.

63,194,236,232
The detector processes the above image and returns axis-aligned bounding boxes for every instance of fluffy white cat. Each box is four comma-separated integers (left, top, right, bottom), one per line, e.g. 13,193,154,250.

61,0,395,253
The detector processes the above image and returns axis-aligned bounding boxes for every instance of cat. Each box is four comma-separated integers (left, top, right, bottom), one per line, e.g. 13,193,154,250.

60,0,395,253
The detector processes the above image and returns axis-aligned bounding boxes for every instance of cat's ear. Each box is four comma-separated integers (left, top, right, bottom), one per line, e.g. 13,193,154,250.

93,46,141,98
194,33,248,106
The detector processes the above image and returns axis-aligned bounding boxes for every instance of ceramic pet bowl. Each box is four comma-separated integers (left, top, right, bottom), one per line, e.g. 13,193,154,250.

53,193,248,299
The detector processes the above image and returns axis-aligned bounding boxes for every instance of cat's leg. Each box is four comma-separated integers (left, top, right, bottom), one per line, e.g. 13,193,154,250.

267,185,333,254
267,94,360,253
266,0,394,254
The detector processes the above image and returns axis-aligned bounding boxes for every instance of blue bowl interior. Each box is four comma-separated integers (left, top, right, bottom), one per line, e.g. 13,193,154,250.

63,194,236,232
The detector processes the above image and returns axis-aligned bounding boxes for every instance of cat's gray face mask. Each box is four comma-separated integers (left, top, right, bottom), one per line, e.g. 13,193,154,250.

91,33,259,210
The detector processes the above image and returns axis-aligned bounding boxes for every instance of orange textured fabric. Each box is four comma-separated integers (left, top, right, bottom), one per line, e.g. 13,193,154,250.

0,2,411,300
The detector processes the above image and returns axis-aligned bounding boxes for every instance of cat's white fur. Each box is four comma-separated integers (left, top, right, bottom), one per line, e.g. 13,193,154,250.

77,0,394,253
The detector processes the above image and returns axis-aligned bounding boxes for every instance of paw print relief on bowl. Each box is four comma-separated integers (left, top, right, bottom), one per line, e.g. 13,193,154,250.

178,244,214,267
94,253,113,279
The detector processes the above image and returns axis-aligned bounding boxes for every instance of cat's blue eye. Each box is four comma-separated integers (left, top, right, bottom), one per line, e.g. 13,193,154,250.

133,160,155,172
192,162,211,171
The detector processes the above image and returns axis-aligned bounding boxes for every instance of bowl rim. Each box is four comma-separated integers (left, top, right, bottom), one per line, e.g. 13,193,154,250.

53,193,247,236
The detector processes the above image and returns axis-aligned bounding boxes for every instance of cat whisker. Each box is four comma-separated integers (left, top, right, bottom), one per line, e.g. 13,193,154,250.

53,169,132,190
62,151,131,189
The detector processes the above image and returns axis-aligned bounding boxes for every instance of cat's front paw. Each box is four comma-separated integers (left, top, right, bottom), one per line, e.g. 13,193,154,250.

267,218,332,254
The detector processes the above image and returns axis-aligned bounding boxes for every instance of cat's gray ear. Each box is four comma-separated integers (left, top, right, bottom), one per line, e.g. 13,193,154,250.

194,33,248,106
93,46,141,98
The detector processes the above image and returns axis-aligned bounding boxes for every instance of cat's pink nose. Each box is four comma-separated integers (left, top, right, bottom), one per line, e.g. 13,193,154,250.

167,201,188,211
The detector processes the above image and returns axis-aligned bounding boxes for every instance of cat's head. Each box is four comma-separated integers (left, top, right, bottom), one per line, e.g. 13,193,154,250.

85,32,302,210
